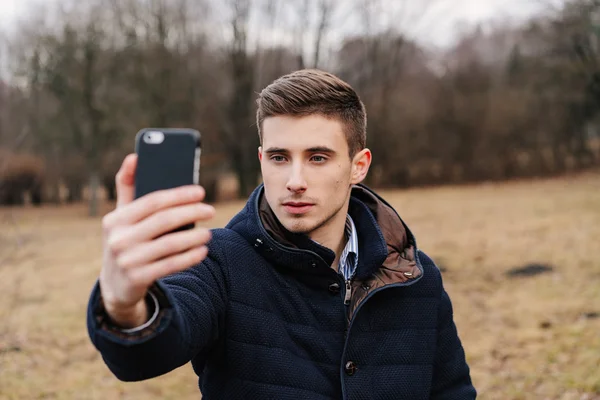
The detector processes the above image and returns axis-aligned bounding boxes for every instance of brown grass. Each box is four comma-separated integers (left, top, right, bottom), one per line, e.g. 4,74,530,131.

1,172,599,399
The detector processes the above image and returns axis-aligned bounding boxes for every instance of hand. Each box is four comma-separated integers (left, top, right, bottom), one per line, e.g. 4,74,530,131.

99,154,215,328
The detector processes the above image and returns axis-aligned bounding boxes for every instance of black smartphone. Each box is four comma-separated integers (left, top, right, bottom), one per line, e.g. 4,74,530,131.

134,128,201,231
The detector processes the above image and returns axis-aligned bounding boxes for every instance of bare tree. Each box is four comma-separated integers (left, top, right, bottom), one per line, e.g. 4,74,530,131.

312,0,335,69
1,0,599,206
223,0,259,197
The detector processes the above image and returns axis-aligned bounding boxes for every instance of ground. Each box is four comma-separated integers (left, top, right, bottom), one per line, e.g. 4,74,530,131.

0,172,599,400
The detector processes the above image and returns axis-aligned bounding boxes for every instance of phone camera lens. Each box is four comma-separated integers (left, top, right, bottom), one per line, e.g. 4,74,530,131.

143,131,165,144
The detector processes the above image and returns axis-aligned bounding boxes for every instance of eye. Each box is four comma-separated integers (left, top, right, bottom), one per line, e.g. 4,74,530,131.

310,155,327,163
270,155,287,163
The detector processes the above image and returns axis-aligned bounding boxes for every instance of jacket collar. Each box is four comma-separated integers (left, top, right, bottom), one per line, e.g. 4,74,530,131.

227,184,422,282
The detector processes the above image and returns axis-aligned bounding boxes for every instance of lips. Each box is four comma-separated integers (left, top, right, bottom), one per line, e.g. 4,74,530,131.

282,202,314,215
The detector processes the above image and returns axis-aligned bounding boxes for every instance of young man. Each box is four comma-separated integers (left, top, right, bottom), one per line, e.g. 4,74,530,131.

87,69,476,399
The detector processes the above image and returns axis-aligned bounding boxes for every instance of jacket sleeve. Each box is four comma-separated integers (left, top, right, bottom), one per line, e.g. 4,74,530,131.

86,242,229,382
418,251,477,399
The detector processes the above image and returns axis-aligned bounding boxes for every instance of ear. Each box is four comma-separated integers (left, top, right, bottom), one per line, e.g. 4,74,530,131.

350,148,372,185
258,146,263,162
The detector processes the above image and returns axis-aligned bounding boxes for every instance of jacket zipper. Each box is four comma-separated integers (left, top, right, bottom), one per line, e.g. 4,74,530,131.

339,254,425,400
344,278,352,305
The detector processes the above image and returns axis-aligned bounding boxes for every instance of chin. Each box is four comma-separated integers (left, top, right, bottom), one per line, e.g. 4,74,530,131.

283,219,312,234
278,214,315,234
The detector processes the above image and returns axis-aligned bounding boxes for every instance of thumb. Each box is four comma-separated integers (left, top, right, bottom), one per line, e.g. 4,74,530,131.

116,154,137,208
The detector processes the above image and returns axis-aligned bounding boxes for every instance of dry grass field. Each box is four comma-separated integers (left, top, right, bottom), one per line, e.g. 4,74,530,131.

1,172,599,399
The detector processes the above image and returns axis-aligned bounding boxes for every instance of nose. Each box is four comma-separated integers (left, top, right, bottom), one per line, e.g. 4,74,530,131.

286,163,307,193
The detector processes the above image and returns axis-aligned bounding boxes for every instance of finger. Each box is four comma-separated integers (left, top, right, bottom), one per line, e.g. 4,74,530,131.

104,185,209,229
116,228,212,269
130,246,209,286
116,154,138,208
107,203,215,253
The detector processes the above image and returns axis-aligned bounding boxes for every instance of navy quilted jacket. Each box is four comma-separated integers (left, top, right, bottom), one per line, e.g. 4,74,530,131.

87,184,476,399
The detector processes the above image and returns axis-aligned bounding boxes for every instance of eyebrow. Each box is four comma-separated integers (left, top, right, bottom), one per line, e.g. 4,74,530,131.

264,147,289,155
264,146,337,155
306,146,336,154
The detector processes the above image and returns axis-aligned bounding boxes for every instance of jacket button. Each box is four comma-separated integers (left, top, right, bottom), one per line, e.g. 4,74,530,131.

344,361,357,376
328,283,340,294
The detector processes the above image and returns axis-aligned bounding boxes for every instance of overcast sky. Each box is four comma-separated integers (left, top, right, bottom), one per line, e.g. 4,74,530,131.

0,0,549,47
427,0,546,46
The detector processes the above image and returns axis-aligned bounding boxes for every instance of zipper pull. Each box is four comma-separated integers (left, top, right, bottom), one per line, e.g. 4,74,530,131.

344,279,352,305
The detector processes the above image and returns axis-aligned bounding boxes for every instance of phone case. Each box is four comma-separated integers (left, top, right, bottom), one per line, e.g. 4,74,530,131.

134,128,201,232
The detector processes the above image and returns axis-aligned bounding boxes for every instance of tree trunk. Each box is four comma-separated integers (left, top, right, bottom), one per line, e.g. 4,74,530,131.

573,127,595,169
203,178,218,204
31,183,43,206
105,182,116,202
89,171,100,217
551,142,566,173
47,181,61,204
67,183,82,203
233,148,256,198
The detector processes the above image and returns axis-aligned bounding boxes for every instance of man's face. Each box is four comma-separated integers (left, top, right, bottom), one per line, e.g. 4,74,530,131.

258,114,370,237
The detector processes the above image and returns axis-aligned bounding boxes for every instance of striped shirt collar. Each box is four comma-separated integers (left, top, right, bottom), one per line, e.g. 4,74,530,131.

339,214,359,281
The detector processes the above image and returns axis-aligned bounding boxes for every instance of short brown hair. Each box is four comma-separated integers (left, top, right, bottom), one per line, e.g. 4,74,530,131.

256,69,367,157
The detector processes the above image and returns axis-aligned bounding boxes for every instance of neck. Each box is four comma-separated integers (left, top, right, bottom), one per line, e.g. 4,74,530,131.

308,206,349,271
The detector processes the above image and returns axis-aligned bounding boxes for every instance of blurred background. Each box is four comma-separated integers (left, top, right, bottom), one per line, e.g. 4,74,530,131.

0,0,598,399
